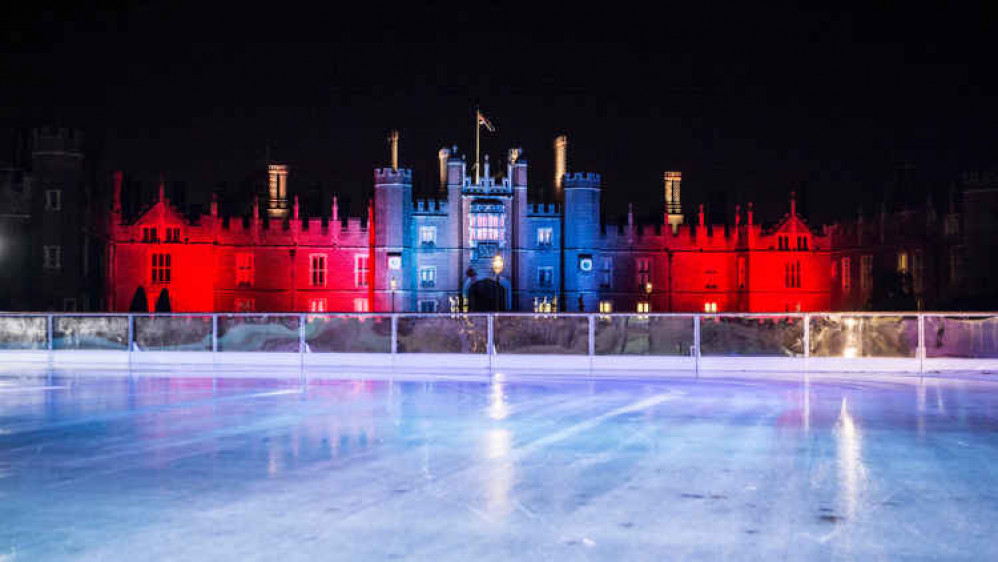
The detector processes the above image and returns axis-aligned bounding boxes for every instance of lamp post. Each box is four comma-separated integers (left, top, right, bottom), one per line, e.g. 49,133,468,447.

645,281,653,312
390,278,397,313
491,254,504,312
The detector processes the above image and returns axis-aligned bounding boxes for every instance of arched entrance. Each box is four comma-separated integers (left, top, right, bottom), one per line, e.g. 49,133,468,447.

468,279,506,312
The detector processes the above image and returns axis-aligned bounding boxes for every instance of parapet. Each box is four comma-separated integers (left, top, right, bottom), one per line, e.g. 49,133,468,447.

374,168,413,184
527,202,560,216
413,198,449,215
563,172,601,188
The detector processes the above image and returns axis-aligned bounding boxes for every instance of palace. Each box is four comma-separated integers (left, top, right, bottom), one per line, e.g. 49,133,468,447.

96,132,966,314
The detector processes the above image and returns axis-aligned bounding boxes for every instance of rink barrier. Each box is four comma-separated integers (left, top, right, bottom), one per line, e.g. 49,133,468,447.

0,312,996,377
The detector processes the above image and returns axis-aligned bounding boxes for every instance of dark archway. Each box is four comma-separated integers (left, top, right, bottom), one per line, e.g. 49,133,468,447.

468,279,505,312
154,288,172,312
128,287,149,312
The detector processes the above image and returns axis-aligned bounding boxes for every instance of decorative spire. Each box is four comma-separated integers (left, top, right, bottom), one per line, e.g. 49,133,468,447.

790,191,797,216
747,202,754,225
293,194,299,220
698,203,705,227
332,195,339,223
210,192,218,218
158,173,165,203
735,204,741,227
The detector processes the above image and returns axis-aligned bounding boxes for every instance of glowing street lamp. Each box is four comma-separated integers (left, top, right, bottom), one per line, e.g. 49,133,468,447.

644,281,653,312
492,254,504,311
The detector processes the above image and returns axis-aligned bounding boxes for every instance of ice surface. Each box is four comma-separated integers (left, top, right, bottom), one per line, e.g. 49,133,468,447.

1,372,997,561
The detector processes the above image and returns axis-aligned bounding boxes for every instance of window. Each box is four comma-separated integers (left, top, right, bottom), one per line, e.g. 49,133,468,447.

842,257,851,291
235,298,255,312
419,266,437,288
705,269,718,289
778,235,789,251
537,266,554,288
600,257,613,288
861,255,873,292
420,226,437,246
418,300,438,313
310,254,327,287
164,227,181,243
784,261,801,288
63,298,77,312
636,257,652,286
354,254,369,288
43,246,62,270
45,189,62,211
353,298,369,312
897,251,909,274
537,227,553,246
945,215,959,237
599,300,613,313
737,257,746,289
703,301,718,313
151,253,171,284
309,298,327,312
636,301,650,313
949,253,959,285
236,253,254,287
533,296,556,313
142,227,158,243
797,236,808,250
469,212,504,245
913,252,924,293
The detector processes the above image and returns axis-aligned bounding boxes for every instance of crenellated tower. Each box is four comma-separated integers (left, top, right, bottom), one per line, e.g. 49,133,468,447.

563,172,602,311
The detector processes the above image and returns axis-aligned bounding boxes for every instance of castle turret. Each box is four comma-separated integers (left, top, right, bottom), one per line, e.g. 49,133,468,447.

563,172,601,311
373,134,413,311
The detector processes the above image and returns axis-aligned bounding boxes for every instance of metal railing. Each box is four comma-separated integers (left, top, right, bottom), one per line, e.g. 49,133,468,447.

2,312,997,374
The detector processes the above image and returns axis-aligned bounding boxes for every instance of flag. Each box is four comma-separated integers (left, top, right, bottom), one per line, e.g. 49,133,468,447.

477,110,495,133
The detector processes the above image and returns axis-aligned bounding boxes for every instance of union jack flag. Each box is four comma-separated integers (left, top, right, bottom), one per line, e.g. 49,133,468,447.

477,110,495,133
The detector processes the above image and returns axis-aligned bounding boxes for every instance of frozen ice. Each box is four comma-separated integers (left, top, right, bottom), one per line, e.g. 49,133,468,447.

1,372,997,560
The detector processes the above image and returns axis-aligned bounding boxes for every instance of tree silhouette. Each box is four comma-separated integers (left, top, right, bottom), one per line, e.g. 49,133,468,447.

155,288,172,313
128,287,148,312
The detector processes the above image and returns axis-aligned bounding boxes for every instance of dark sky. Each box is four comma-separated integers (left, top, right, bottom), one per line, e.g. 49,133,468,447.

2,2,994,223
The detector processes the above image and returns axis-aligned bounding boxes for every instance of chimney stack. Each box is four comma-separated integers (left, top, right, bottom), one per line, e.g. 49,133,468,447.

438,147,450,193
388,130,400,172
554,135,568,195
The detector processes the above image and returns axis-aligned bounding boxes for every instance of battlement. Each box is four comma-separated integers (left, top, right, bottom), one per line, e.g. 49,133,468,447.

31,127,84,156
374,168,413,184
527,202,560,216
413,198,449,214
564,172,601,188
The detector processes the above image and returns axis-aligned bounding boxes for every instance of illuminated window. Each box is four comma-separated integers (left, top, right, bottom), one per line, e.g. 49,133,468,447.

469,212,504,245
354,254,369,288
703,301,718,313
151,253,171,284
537,227,553,246
353,298,369,312
420,226,437,246
537,266,554,288
600,257,613,288
43,245,62,270
45,189,62,211
636,257,652,286
142,227,158,243
842,257,851,291
737,257,746,289
897,251,909,274
599,300,613,313
418,300,438,313
164,227,181,243
419,266,437,288
310,254,327,287
860,255,872,292
308,298,326,312
636,301,650,313
533,296,555,313
236,253,254,287
234,297,255,312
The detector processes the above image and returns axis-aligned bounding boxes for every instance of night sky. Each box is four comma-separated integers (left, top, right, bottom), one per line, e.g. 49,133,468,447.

2,2,994,224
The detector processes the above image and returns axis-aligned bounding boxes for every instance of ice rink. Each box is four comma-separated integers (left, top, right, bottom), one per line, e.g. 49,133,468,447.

2,371,997,560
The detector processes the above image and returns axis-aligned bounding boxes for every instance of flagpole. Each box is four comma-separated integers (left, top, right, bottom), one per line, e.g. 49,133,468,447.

474,106,480,185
